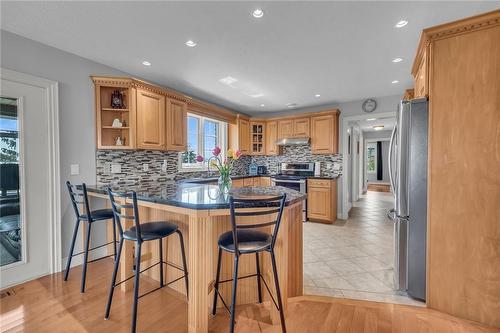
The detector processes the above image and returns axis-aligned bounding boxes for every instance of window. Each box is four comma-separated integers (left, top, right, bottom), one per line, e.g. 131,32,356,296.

366,142,377,174
180,114,227,171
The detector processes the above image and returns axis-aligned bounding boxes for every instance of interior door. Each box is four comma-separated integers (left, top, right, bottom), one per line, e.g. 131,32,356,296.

0,77,52,288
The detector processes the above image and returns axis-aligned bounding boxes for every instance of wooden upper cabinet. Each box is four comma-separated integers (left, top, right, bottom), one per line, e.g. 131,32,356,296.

136,88,166,150
278,119,294,139
293,117,310,137
413,46,428,98
311,111,339,154
166,98,187,151
229,115,251,155
265,120,279,155
250,121,266,155
238,118,250,154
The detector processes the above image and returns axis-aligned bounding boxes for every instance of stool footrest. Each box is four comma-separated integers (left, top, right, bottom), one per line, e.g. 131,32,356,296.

70,240,117,257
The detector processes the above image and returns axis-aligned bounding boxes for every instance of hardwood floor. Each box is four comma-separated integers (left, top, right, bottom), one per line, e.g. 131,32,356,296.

1,259,498,333
367,184,391,193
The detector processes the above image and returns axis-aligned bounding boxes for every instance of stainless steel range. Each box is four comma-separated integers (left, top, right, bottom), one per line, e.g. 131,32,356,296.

270,162,314,221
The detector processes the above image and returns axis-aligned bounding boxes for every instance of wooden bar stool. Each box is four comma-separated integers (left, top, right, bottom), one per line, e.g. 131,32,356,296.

105,189,188,333
212,194,287,333
64,181,117,293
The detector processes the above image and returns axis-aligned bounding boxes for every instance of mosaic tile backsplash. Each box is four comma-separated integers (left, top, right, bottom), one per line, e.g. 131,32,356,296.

96,145,342,187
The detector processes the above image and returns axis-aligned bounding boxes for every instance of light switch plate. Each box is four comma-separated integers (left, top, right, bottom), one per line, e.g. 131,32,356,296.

332,163,341,171
111,164,121,173
161,159,168,172
143,163,149,171
70,164,80,175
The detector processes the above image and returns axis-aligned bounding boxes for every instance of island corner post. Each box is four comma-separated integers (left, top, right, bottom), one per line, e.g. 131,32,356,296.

85,191,304,333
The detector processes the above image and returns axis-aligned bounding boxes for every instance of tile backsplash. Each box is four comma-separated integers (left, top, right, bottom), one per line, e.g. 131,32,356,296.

251,145,342,177
96,145,342,186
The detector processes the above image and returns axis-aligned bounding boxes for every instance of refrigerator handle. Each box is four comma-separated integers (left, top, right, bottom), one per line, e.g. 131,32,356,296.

388,123,397,194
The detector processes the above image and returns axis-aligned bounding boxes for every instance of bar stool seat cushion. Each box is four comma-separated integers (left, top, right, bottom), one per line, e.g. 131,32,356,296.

80,208,114,221
218,230,272,253
123,221,178,241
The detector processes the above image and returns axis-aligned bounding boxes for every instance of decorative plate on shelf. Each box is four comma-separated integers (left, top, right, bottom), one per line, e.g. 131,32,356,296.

362,99,377,113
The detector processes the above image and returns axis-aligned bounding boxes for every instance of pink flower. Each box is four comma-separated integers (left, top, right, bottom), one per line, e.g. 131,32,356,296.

212,146,221,156
235,150,242,159
195,155,204,162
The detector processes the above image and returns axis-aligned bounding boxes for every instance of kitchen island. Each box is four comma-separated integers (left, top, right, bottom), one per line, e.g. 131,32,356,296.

85,183,305,333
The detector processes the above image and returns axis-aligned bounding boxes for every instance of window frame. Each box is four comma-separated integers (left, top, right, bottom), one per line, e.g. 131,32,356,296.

178,113,227,172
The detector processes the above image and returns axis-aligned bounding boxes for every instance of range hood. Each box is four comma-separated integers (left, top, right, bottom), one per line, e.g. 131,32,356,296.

275,137,310,146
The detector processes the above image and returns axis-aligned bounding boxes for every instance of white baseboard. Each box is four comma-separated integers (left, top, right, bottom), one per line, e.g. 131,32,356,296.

61,247,110,271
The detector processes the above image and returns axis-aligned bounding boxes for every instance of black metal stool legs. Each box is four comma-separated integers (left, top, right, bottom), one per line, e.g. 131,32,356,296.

177,230,189,297
131,243,142,333
270,250,287,333
80,222,92,293
105,237,124,319
212,247,223,315
229,255,240,333
64,218,80,281
255,253,263,303
159,239,164,288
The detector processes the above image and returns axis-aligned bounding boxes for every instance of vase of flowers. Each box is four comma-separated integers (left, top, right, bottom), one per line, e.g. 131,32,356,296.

196,146,241,193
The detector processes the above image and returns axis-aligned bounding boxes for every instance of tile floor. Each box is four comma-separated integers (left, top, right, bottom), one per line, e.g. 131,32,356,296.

303,191,424,306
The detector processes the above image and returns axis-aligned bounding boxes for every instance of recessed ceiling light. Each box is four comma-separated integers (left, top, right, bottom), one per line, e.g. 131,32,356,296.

367,118,377,121
392,58,403,63
219,76,238,85
260,104,265,107
314,94,321,97
185,40,197,47
395,20,408,28
392,80,399,84
373,125,385,131
252,9,264,18
142,61,151,66
286,103,297,108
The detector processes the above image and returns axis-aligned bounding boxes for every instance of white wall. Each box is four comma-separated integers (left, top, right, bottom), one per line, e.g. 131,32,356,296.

1,30,130,264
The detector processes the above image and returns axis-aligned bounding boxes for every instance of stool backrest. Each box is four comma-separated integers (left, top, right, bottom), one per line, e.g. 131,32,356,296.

229,194,286,253
107,189,142,242
66,181,91,221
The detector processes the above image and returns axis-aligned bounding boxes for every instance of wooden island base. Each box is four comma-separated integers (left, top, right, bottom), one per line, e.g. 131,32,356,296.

88,192,303,333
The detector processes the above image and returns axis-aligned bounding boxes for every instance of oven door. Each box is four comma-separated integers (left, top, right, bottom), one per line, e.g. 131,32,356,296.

271,178,306,221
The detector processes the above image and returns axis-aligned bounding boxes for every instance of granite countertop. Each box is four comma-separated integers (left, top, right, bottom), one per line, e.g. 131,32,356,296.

85,183,306,210
178,174,340,184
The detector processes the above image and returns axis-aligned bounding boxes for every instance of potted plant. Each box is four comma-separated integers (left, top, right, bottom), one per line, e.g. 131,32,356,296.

196,147,242,193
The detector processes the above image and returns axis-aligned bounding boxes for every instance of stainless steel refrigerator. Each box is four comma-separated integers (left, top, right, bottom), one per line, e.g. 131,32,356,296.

388,98,428,301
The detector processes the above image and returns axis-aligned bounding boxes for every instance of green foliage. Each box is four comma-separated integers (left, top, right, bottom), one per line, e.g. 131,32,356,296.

0,137,18,163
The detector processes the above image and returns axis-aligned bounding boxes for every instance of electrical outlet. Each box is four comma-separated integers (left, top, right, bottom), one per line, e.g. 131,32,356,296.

161,159,168,172
70,164,80,175
111,164,121,173
332,163,341,171
143,163,149,172
326,163,333,170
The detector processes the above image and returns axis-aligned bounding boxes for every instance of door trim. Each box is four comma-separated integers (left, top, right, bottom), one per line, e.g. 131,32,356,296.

1,68,61,275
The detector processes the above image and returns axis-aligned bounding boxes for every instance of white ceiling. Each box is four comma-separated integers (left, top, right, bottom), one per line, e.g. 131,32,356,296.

357,116,396,132
1,1,499,114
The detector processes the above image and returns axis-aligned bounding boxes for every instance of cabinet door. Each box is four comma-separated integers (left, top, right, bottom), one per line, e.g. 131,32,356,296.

250,122,266,155
266,121,278,155
278,119,293,139
414,50,427,98
293,117,310,137
311,114,338,154
307,186,332,221
232,179,244,188
243,177,255,187
260,177,271,186
239,118,250,154
136,89,166,150
166,98,187,151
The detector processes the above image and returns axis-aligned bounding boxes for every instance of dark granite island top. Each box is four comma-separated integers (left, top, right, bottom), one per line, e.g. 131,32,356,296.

85,183,306,210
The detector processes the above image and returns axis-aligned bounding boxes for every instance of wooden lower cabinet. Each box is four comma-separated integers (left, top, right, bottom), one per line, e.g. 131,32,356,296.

260,176,271,186
307,179,337,224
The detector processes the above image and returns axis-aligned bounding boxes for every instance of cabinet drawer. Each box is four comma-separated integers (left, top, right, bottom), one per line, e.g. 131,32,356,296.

308,179,331,188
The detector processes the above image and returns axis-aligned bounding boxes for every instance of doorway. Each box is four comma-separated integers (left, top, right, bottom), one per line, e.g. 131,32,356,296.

0,69,60,289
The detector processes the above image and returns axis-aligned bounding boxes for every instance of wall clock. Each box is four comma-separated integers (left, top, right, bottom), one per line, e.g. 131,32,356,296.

362,99,377,113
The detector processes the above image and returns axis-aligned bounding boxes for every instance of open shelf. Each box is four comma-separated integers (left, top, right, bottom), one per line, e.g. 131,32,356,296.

102,126,130,129
101,108,129,112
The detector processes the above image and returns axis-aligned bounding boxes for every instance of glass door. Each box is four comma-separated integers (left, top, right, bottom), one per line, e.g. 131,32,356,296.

0,97,22,267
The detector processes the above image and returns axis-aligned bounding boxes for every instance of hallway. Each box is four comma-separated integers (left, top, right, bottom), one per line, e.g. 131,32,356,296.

303,191,423,306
